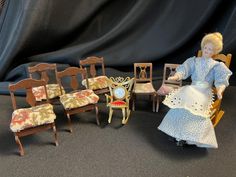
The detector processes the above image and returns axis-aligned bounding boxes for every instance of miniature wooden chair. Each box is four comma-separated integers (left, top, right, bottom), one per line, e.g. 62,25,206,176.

79,56,109,95
9,78,58,156
156,64,182,112
106,77,134,124
197,50,232,127
57,67,100,133
28,63,65,104
132,63,157,112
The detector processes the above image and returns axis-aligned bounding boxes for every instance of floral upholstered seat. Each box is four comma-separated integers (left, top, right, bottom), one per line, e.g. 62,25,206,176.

132,63,157,112
10,103,56,132
82,76,108,90
9,78,58,156
60,89,99,110
157,84,176,96
57,67,100,132
32,84,65,101
79,56,109,95
133,83,156,93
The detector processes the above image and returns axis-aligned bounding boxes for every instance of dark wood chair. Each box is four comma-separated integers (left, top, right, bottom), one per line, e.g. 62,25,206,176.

28,63,65,104
9,78,58,156
132,63,157,112
197,50,232,127
156,63,182,112
79,56,109,95
57,67,100,133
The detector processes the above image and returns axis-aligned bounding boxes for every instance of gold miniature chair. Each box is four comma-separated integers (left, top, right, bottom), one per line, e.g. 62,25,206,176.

156,63,182,112
132,63,157,112
28,63,65,104
197,50,232,127
106,77,134,124
79,56,109,95
9,78,58,156
57,67,100,133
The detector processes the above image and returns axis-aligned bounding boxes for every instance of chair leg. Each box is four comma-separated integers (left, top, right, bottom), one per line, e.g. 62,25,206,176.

15,135,24,156
66,113,73,133
52,123,58,146
152,94,155,112
213,110,224,127
156,94,160,112
122,108,131,124
108,108,113,123
132,94,135,111
121,108,126,124
149,95,152,101
95,105,100,126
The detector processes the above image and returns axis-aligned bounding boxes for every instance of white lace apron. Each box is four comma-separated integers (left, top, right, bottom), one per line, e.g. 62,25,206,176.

163,81,213,118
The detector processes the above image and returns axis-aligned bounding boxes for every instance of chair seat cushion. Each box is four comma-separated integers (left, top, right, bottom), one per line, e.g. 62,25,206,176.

82,76,108,90
32,84,65,101
60,89,99,110
134,83,156,93
109,100,127,107
157,84,178,96
10,103,56,132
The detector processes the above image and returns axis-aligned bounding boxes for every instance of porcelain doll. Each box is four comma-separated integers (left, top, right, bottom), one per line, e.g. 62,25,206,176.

158,32,232,148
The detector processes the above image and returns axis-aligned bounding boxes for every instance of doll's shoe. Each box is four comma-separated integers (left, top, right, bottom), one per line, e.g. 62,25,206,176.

168,137,177,142
176,140,186,146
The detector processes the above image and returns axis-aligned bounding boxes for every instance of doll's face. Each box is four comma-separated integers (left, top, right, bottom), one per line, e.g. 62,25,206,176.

202,42,215,58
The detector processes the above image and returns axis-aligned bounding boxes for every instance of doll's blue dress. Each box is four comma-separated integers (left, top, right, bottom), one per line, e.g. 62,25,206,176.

158,56,232,148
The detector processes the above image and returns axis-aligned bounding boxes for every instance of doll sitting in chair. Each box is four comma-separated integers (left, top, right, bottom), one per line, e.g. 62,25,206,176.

158,32,232,148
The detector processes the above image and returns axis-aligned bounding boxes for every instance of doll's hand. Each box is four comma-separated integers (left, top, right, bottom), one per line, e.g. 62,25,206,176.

168,74,179,81
216,85,226,100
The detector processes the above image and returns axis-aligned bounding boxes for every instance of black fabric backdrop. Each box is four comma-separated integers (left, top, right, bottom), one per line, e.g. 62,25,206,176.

0,0,236,93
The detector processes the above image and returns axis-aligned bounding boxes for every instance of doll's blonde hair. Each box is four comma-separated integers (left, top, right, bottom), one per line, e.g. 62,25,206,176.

201,32,223,54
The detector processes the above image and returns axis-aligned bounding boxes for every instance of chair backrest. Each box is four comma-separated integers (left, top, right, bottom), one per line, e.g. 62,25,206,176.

79,56,105,78
107,77,134,101
197,50,232,68
163,63,182,87
9,79,48,110
28,63,58,84
56,67,89,94
134,63,153,84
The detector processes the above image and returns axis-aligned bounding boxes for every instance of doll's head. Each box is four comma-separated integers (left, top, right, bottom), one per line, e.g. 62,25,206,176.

201,32,223,58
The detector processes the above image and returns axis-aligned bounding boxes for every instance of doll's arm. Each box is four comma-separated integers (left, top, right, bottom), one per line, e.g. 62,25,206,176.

216,85,226,99
173,56,195,80
168,72,183,81
214,62,232,99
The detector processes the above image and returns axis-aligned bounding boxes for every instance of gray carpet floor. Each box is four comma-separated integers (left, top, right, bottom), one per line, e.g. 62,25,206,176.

0,86,236,177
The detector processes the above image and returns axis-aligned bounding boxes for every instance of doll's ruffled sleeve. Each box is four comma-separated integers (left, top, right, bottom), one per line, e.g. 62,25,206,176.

214,62,232,88
176,56,195,80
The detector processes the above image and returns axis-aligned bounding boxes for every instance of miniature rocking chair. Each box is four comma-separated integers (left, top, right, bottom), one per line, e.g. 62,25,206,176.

106,77,134,124
197,50,232,127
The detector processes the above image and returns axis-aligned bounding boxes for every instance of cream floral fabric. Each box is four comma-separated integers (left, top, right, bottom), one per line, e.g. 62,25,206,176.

157,84,176,96
60,89,99,110
10,103,56,132
32,84,65,101
134,83,156,93
82,76,108,90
